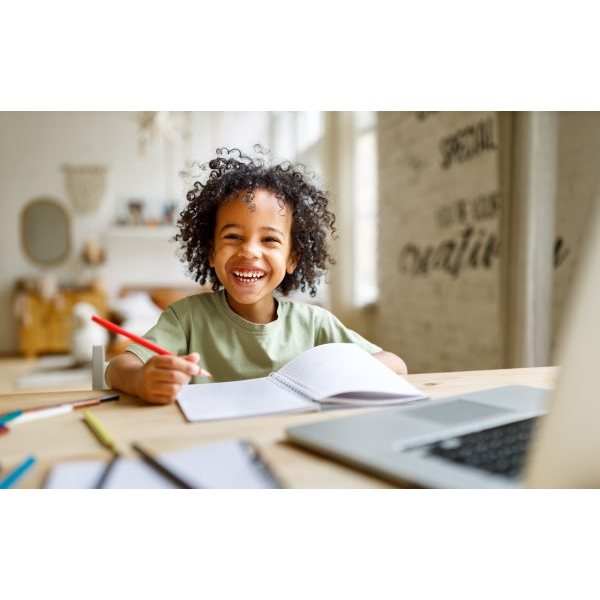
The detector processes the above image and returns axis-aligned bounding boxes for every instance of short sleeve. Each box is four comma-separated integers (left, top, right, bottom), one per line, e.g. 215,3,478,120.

315,309,382,354
125,306,188,363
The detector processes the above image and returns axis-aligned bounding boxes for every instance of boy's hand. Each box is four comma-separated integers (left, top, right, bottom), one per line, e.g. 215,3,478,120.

135,352,201,404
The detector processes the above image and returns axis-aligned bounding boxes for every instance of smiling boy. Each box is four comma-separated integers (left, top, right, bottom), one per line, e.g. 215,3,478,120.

105,148,407,404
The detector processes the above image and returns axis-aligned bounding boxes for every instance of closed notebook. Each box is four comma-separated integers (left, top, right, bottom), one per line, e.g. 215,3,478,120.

45,439,281,489
177,342,428,422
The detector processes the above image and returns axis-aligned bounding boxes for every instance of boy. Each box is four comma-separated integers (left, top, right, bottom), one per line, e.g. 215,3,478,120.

106,148,407,404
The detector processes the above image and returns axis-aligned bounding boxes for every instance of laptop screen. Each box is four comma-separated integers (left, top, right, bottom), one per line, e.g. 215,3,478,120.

525,200,600,487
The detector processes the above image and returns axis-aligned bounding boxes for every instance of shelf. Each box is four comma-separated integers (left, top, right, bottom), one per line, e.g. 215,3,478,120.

104,226,177,239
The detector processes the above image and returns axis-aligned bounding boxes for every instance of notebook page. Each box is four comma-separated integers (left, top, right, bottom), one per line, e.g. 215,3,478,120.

277,343,427,403
45,458,178,489
177,376,314,422
46,440,281,489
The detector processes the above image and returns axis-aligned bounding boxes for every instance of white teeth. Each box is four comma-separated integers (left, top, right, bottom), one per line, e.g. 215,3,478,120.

233,270,265,282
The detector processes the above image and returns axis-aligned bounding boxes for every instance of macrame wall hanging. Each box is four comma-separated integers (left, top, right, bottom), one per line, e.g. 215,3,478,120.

62,164,107,214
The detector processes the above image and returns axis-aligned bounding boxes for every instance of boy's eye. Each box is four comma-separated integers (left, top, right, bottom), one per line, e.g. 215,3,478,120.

224,234,241,240
263,237,281,244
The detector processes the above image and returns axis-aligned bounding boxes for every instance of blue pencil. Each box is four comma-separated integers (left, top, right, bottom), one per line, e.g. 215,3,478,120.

0,455,36,489
0,410,23,426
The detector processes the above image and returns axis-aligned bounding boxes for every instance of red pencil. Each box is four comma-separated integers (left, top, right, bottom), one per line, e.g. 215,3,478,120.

91,315,213,379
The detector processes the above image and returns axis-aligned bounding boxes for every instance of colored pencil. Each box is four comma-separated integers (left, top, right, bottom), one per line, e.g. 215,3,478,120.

58,393,119,411
0,394,119,422
131,442,199,489
91,314,213,379
83,411,116,452
0,455,36,489
0,410,23,426
0,425,8,436
83,410,120,489
9,404,74,425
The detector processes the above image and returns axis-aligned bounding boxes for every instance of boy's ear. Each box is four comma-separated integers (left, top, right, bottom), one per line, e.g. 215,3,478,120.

208,246,215,267
286,251,298,275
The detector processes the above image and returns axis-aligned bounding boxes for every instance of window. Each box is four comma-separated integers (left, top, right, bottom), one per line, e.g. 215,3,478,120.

270,111,379,309
353,111,378,306
269,112,328,305
270,111,324,175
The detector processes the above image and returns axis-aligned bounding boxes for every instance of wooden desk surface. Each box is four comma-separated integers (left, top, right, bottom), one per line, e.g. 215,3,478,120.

0,366,559,488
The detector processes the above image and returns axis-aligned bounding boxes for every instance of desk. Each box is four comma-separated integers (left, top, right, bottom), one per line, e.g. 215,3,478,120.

0,366,558,488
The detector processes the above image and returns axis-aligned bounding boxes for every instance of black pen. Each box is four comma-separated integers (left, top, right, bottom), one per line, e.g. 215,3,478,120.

95,452,119,489
131,442,200,489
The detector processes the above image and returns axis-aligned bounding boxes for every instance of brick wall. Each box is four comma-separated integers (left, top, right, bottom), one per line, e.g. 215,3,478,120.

376,112,504,373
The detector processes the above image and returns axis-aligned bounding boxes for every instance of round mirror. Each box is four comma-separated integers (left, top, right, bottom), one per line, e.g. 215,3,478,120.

21,197,71,266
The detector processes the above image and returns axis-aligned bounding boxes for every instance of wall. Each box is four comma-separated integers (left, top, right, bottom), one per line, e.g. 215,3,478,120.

376,112,504,373
552,112,600,355
3,111,596,362
0,112,271,354
375,111,599,374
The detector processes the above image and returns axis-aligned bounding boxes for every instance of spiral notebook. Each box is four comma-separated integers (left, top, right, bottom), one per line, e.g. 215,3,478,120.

45,439,281,489
177,343,428,422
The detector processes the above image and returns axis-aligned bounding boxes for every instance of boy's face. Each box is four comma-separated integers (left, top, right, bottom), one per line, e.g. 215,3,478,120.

209,188,297,321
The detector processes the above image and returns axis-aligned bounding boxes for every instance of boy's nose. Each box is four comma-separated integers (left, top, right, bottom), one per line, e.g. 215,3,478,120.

238,240,261,258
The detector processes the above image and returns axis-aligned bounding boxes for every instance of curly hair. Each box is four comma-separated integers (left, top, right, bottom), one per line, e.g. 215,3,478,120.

175,147,336,297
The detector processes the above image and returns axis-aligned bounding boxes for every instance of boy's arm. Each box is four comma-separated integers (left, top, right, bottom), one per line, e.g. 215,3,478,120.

105,352,145,398
373,351,408,376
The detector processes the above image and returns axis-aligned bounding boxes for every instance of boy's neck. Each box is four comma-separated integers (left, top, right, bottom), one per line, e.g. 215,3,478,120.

224,292,278,324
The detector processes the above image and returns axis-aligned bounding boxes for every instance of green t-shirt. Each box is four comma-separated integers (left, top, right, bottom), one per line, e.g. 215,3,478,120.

126,290,381,384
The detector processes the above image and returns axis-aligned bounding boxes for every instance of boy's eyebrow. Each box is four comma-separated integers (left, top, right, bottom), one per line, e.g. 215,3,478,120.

219,224,285,237
261,226,285,237
219,224,239,234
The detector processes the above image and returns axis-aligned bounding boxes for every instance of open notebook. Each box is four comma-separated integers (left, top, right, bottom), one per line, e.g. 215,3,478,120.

177,343,428,422
45,439,281,489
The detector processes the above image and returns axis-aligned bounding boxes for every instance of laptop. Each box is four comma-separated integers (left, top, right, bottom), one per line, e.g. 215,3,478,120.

287,201,600,489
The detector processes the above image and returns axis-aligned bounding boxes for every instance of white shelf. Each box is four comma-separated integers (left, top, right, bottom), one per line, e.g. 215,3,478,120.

104,226,177,239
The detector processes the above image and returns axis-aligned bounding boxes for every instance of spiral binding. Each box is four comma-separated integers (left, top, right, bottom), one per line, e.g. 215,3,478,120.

240,441,283,489
268,372,316,401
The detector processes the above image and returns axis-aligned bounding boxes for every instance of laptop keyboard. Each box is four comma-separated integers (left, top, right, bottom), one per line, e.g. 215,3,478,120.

427,418,537,479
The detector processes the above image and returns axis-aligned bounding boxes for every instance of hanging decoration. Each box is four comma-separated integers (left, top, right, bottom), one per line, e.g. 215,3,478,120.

62,164,107,214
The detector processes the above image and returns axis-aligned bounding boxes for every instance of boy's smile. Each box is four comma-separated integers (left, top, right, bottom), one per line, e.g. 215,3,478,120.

210,188,297,323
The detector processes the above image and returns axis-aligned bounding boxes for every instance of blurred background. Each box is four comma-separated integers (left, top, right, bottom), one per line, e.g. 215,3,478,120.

0,111,598,390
